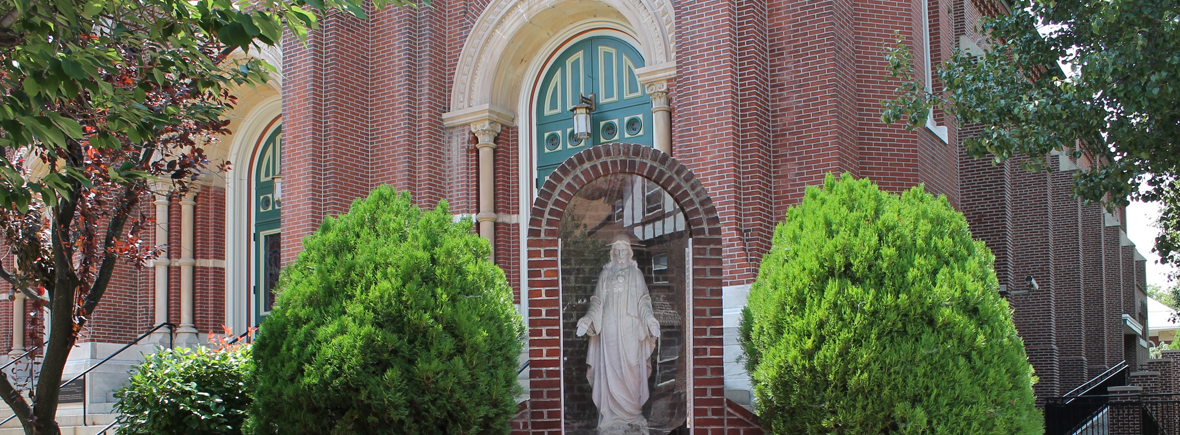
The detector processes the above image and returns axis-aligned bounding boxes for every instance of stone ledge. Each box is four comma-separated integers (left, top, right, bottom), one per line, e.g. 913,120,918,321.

1130,371,1161,377
1108,386,1144,393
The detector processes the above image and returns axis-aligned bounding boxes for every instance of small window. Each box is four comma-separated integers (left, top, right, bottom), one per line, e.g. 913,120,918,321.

651,253,669,284
644,179,663,216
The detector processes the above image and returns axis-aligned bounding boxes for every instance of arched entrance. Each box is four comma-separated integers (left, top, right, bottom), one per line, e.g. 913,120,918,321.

251,123,282,324
523,143,725,433
534,35,653,187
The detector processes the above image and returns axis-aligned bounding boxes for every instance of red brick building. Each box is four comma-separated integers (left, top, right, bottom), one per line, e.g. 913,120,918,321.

0,0,1154,432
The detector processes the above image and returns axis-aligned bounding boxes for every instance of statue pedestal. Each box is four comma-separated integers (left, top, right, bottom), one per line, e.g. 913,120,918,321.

598,422,648,435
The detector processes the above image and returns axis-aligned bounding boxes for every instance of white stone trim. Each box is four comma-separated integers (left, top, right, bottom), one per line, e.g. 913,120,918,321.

448,0,675,115
225,95,282,334
921,0,949,144
722,284,753,393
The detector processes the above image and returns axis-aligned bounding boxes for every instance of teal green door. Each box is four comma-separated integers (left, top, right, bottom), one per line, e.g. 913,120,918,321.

254,126,281,325
536,36,652,187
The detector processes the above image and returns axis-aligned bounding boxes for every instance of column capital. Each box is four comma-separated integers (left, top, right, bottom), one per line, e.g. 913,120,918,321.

180,186,200,204
645,82,670,109
471,120,502,147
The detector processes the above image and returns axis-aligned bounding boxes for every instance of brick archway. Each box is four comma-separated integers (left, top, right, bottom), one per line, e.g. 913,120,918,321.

520,142,727,433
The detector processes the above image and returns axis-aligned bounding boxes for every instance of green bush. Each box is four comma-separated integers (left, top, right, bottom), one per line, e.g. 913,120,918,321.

739,174,1041,434
250,186,524,435
114,345,252,435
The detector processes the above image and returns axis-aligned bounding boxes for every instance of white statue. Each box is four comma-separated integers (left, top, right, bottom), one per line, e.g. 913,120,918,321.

576,234,661,435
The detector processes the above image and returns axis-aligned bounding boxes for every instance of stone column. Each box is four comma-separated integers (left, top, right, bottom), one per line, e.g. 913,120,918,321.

637,63,676,155
471,121,502,256
8,292,24,359
176,189,199,347
645,81,671,155
152,187,171,346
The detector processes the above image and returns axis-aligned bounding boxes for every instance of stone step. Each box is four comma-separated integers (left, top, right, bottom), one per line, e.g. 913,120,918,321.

0,413,116,433
0,425,118,435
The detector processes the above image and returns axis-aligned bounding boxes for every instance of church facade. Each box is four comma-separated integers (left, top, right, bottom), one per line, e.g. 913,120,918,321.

0,0,1154,432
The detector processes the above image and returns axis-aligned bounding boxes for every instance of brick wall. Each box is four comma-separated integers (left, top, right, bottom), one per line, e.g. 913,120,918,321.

1051,163,1087,391
1007,156,1060,398
1082,202,1110,374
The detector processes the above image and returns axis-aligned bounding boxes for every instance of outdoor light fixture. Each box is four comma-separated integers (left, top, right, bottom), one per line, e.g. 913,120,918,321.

570,93,596,142
272,174,283,202
1000,275,1038,297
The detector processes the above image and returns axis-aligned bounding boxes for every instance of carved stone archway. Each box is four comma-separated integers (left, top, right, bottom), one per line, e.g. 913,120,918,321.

447,0,676,119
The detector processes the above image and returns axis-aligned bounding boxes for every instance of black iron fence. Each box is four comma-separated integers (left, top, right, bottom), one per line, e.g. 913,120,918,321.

1046,393,1180,435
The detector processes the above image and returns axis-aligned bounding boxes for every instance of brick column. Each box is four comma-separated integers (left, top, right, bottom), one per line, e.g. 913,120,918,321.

1082,202,1109,374
1104,212,1125,366
1051,159,1086,390
1008,157,1059,398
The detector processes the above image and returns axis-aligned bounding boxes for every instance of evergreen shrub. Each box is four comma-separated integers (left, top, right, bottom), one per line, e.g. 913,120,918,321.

250,186,524,435
114,344,252,435
739,174,1041,434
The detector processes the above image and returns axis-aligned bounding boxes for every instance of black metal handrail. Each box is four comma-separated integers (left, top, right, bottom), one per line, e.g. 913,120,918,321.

1048,393,1180,435
1062,360,1130,399
0,340,49,371
61,323,176,423
225,328,252,345
1046,361,1130,435
60,323,176,388
95,417,118,435
0,323,176,429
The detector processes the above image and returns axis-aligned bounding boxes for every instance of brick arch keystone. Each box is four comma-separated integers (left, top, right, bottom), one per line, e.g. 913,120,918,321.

519,142,728,433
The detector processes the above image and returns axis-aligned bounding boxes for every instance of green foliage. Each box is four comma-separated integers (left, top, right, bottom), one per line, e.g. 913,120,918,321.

251,186,524,435
1147,283,1180,310
0,0,422,432
114,345,253,435
883,0,1180,267
1150,339,1180,359
740,174,1041,435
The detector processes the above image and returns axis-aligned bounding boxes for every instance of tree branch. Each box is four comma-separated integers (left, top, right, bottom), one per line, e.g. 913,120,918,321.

0,7,20,30
77,179,143,322
78,147,155,322
0,368,34,433
0,266,50,304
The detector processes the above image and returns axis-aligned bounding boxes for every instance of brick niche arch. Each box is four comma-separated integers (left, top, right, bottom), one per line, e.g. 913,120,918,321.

520,142,730,433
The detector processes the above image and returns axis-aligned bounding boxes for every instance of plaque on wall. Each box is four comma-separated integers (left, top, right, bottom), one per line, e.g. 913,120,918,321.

59,378,84,404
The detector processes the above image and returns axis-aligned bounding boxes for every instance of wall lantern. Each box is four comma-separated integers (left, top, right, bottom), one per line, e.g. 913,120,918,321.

272,174,283,202
570,93,596,142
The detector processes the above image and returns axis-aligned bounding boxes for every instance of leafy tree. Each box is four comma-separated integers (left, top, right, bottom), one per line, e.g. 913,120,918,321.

0,0,419,433
114,341,253,435
739,174,1041,434
250,186,524,435
1147,283,1180,310
883,0,1179,263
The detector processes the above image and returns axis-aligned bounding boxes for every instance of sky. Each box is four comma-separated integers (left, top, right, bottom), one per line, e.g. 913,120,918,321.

1126,199,1175,290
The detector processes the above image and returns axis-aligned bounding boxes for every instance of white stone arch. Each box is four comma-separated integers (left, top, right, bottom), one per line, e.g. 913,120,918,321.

224,94,281,333
446,0,675,120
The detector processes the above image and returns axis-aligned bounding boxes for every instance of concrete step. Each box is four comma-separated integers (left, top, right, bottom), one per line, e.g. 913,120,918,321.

0,414,116,434
0,425,118,435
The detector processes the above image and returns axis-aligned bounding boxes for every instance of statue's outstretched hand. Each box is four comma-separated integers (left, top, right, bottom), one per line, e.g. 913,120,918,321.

647,318,660,338
576,317,591,337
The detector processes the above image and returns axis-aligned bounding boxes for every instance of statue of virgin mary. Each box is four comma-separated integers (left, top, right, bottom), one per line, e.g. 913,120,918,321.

576,234,661,435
